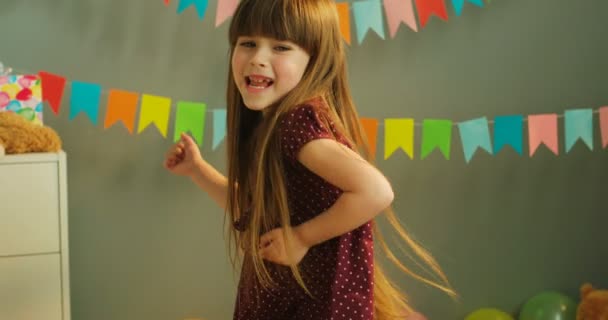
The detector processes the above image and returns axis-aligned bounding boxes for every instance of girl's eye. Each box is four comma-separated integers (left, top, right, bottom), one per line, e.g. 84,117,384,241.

239,41,256,48
275,45,291,52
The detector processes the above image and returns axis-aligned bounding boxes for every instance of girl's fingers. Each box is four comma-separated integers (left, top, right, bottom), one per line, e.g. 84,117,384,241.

165,144,183,159
181,133,196,147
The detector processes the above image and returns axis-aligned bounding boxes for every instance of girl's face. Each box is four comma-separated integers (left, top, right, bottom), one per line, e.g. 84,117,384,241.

231,36,311,112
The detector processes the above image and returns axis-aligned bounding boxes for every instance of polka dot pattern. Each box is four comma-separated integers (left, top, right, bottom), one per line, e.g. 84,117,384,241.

233,98,374,319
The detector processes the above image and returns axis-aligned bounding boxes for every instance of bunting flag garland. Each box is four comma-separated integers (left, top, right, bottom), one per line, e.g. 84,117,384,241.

601,106,608,148
457,117,492,163
39,71,66,115
352,0,385,44
138,94,171,137
564,108,593,152
174,101,206,144
215,0,238,27
176,0,209,19
3,4,603,163
415,0,450,28
69,82,102,125
335,3,352,45
528,114,559,156
212,109,227,150
384,118,415,159
493,115,523,155
421,119,452,160
104,89,139,134
169,0,490,44
383,0,418,36
360,118,380,159
3,70,607,163
451,0,484,16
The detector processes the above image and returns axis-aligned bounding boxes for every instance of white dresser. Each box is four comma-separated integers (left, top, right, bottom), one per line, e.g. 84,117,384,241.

0,152,71,320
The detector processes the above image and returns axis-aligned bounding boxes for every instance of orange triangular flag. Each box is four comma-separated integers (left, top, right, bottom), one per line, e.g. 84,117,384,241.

104,90,139,133
335,3,351,45
360,118,379,160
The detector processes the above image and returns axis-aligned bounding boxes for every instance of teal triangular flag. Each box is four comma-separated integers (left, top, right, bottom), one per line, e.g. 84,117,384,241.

70,82,102,125
212,109,227,150
353,0,385,44
177,0,208,19
565,108,593,152
458,117,492,163
494,115,523,155
451,0,484,16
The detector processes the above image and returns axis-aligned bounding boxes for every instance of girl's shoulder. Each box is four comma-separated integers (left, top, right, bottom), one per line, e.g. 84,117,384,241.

277,96,338,160
280,96,329,122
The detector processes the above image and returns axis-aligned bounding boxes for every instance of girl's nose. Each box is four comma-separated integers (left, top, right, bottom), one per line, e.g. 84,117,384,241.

250,49,268,67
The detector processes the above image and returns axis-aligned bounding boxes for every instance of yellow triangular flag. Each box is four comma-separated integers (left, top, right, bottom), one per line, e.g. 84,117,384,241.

384,118,414,159
138,94,171,137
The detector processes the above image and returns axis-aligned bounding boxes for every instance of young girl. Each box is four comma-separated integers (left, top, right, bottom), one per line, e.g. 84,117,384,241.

164,0,456,319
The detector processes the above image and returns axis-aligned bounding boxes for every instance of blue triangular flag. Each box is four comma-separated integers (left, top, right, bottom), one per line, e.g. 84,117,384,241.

493,115,523,155
451,0,484,16
70,81,102,125
458,117,492,163
176,0,209,19
212,109,227,150
565,108,593,152
352,0,385,44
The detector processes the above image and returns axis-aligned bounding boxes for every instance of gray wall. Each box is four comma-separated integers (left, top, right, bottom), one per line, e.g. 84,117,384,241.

1,0,606,319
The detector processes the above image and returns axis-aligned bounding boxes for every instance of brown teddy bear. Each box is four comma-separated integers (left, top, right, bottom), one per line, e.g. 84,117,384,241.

0,111,61,156
577,283,608,320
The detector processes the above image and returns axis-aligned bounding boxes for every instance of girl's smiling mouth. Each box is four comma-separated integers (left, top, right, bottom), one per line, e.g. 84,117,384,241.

246,74,274,90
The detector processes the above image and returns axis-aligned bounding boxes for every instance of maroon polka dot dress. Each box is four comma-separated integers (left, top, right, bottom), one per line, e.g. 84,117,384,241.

232,97,375,320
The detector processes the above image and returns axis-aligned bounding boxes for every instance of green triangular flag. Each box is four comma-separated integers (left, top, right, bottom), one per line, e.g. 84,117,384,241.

174,101,206,145
421,119,452,159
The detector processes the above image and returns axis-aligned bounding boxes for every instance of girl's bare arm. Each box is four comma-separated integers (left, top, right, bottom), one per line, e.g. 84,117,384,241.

293,139,394,247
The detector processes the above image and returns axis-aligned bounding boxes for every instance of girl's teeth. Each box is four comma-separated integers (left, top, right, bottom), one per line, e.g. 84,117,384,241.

248,77,272,88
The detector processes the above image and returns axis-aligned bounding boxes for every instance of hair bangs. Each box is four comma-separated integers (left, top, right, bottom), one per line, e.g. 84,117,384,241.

228,0,321,54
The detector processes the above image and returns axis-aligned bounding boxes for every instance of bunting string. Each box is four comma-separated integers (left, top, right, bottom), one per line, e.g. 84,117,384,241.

10,65,601,127
164,0,493,45
1,67,607,163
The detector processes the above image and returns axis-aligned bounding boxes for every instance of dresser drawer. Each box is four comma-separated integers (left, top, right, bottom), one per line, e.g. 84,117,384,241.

0,162,60,256
0,254,63,320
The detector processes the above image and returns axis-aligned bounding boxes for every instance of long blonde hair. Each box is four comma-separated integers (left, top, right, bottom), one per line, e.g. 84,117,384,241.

224,0,457,318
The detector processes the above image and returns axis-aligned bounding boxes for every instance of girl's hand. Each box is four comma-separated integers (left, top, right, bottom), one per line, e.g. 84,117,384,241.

259,227,310,266
163,133,203,177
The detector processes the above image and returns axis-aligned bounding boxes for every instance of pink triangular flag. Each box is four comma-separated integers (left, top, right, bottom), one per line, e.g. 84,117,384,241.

383,0,418,37
216,0,238,27
528,114,559,156
600,106,608,148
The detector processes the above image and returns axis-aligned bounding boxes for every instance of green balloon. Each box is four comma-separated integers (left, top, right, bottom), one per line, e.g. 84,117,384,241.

465,308,514,320
519,291,577,320
17,107,35,121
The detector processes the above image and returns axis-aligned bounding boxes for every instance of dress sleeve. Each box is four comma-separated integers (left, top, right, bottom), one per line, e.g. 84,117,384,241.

279,104,334,161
